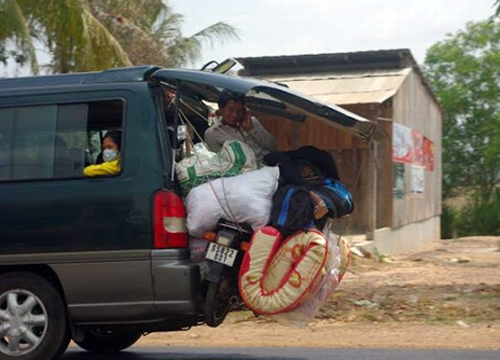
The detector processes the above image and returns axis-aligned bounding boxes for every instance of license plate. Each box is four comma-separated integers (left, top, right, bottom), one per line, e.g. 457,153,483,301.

205,242,238,267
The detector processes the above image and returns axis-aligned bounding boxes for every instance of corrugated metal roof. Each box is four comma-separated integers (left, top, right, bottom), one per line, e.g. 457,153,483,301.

237,49,414,76
314,91,397,105
265,68,411,105
236,50,441,109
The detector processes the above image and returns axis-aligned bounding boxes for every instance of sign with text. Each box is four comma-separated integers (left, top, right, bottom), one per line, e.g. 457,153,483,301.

393,163,405,199
410,165,425,195
424,137,435,171
412,130,425,166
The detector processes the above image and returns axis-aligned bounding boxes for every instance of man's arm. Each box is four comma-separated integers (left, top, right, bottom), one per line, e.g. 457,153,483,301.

246,117,278,152
204,128,223,153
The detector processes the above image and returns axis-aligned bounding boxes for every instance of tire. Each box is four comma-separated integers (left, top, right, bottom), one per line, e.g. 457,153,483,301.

0,272,70,360
204,279,231,328
74,329,142,354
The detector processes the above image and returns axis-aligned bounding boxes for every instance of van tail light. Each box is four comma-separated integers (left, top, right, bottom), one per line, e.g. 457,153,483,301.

153,190,188,249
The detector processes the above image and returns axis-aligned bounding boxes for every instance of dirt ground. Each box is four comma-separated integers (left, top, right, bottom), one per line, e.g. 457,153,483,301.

137,236,500,350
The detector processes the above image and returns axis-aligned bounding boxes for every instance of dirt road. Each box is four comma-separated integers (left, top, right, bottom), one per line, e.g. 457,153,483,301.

137,236,500,349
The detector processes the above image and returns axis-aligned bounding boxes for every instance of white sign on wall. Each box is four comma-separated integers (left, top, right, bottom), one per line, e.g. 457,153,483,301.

410,165,424,195
393,123,412,163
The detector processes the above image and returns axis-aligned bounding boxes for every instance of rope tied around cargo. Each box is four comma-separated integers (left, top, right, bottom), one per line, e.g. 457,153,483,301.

173,101,244,231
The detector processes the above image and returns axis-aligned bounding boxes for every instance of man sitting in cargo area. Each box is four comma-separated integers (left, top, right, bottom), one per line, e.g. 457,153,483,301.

204,89,278,160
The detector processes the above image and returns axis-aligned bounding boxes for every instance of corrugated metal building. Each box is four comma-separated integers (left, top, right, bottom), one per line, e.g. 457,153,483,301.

237,49,442,253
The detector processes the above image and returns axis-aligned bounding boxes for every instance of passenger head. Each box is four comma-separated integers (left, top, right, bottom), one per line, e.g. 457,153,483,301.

217,90,246,127
102,130,121,162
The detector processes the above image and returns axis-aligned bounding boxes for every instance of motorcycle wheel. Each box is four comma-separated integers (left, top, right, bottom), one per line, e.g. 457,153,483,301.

204,279,231,328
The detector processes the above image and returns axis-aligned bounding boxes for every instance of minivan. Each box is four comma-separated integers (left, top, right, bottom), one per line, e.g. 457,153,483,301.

0,65,382,360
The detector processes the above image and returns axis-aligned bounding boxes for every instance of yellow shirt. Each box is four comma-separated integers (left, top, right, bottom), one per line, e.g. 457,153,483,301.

83,159,121,177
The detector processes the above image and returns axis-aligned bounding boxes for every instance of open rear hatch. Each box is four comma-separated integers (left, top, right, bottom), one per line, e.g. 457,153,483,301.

151,69,386,143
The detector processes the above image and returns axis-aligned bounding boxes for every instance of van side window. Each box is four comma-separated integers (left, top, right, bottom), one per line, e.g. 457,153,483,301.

0,100,124,181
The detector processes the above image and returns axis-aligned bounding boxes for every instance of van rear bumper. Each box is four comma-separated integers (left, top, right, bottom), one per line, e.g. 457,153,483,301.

66,249,203,326
151,249,202,317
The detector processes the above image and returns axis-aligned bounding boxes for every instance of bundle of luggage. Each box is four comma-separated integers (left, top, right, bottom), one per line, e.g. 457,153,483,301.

176,141,278,239
239,224,350,327
270,178,354,237
176,140,354,241
175,140,353,325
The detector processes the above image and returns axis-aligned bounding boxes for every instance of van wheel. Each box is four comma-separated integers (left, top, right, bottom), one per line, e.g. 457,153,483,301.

74,329,142,353
0,272,70,360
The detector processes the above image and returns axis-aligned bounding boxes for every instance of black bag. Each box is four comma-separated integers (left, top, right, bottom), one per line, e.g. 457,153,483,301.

310,178,354,218
270,185,315,235
263,146,340,186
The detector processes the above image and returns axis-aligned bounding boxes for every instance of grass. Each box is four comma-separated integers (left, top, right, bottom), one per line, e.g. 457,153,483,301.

372,247,389,263
462,292,500,300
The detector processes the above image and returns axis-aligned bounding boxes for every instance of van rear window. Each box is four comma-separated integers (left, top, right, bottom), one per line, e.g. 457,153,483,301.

0,100,124,181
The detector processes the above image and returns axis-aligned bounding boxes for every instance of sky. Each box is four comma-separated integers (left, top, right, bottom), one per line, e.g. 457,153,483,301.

170,0,495,69
1,0,495,76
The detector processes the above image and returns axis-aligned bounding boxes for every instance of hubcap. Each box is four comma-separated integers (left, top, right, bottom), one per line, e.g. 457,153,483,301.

0,290,47,356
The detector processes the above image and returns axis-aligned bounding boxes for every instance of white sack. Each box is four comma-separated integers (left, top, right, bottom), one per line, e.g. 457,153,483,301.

186,166,280,238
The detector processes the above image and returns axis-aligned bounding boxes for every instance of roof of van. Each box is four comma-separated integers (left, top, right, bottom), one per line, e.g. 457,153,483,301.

0,66,161,89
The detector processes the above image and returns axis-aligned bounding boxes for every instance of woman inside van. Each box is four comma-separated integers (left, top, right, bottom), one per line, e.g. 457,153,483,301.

83,130,122,177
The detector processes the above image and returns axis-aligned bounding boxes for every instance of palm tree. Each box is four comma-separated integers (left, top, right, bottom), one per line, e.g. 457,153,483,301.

89,0,237,68
0,0,132,74
0,0,238,74
0,0,39,72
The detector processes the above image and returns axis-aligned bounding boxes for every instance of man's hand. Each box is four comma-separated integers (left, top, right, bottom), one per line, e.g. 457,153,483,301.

164,89,176,106
239,108,253,131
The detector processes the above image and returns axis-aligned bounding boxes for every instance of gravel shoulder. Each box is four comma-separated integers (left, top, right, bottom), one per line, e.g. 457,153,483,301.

137,237,500,350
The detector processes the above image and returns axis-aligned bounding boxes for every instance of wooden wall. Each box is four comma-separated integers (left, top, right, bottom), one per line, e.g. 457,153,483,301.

391,71,442,228
258,106,377,234
256,112,367,152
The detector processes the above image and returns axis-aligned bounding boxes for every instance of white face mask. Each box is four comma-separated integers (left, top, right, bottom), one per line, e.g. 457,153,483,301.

102,149,118,162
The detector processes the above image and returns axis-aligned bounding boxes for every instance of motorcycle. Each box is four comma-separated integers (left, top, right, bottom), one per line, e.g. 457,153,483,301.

203,220,253,327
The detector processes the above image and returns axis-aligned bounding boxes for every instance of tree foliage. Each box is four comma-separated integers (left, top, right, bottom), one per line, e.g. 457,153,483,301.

0,0,238,74
423,20,500,201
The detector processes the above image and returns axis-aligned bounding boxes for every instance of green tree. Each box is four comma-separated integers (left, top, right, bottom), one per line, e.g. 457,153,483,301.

423,19,500,202
0,0,237,74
